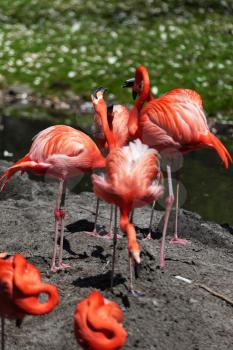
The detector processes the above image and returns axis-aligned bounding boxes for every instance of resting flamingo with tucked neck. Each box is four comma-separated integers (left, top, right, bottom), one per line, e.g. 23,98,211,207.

91,94,130,238
123,65,232,243
91,88,167,292
74,290,127,350
0,125,105,272
0,253,59,347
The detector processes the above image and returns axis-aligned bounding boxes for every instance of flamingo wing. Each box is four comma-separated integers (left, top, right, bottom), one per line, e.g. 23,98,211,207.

92,140,164,210
141,89,209,148
140,89,232,167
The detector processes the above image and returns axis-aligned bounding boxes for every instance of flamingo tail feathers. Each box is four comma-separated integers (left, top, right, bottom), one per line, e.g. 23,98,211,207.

200,133,232,168
0,155,31,192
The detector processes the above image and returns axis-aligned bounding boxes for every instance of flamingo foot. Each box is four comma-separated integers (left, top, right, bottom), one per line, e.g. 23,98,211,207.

143,232,152,241
169,237,189,245
85,230,103,238
58,262,71,270
50,262,71,272
104,232,122,240
128,289,145,297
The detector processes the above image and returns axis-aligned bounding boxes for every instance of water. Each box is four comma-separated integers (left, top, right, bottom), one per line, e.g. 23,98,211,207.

0,114,232,225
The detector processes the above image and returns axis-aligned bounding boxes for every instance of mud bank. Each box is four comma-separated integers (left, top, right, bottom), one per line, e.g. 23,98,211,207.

0,160,233,350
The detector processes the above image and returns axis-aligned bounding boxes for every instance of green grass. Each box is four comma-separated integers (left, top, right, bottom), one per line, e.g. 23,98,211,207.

0,0,233,121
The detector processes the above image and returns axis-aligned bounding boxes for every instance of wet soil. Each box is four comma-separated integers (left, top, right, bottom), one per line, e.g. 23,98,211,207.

0,160,233,350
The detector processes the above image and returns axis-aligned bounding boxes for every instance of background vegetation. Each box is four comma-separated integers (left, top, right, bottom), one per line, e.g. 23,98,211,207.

0,0,233,122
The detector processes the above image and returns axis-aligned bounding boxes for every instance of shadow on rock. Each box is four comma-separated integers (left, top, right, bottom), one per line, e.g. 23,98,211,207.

57,236,78,256
66,219,94,233
91,245,111,262
72,271,126,290
136,225,162,240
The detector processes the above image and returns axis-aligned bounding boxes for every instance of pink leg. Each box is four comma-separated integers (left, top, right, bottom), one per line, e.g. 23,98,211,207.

58,209,71,270
128,254,144,297
160,165,174,268
50,180,70,272
105,205,122,240
1,317,5,350
50,207,61,272
130,209,134,223
169,182,189,245
144,200,156,240
86,198,103,237
110,206,118,289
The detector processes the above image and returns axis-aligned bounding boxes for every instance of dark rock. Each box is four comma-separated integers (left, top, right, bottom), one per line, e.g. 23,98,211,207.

0,163,233,349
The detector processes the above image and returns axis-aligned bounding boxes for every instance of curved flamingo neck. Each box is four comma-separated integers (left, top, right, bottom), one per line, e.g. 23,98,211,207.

96,102,116,151
13,254,59,314
120,209,140,257
85,292,125,348
135,65,152,111
128,66,152,138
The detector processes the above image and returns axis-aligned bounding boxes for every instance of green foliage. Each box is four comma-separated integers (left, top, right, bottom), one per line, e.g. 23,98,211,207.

0,0,232,120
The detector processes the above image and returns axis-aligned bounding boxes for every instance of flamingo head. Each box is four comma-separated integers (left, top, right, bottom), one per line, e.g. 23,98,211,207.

91,86,108,114
123,65,151,101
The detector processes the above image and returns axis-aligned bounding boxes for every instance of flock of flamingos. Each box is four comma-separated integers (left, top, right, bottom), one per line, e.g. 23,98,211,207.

0,65,232,349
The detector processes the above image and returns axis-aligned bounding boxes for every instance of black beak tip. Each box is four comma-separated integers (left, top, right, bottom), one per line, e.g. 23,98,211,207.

122,78,135,88
92,86,108,98
132,91,138,100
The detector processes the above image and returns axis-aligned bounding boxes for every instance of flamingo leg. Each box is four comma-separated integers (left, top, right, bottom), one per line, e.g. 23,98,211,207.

57,181,71,269
144,200,156,240
109,204,114,233
160,165,174,268
51,180,69,272
110,206,118,290
128,255,144,297
87,198,100,236
105,206,122,240
129,209,134,223
170,181,189,245
86,198,106,238
1,317,5,350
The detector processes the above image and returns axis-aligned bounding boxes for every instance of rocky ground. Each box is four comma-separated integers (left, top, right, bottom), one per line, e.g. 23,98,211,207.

0,160,233,350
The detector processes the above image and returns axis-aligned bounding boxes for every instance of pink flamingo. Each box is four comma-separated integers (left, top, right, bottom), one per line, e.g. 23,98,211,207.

91,89,130,238
74,290,127,350
91,88,165,292
0,253,59,348
0,125,105,272
123,65,232,243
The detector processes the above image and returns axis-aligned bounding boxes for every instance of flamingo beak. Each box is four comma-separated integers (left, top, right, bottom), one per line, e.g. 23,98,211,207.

131,251,141,264
122,78,135,88
122,78,138,100
92,87,108,99
132,90,138,100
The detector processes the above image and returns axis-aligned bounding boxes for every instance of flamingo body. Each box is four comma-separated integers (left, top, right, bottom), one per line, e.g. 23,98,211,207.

74,291,127,350
0,125,105,271
126,66,232,167
0,125,105,189
139,89,231,166
92,139,164,260
0,254,59,320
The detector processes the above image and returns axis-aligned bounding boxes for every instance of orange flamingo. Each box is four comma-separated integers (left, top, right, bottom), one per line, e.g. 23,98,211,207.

92,89,130,238
74,290,127,350
91,88,165,290
0,253,59,348
0,125,105,271
123,65,232,243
